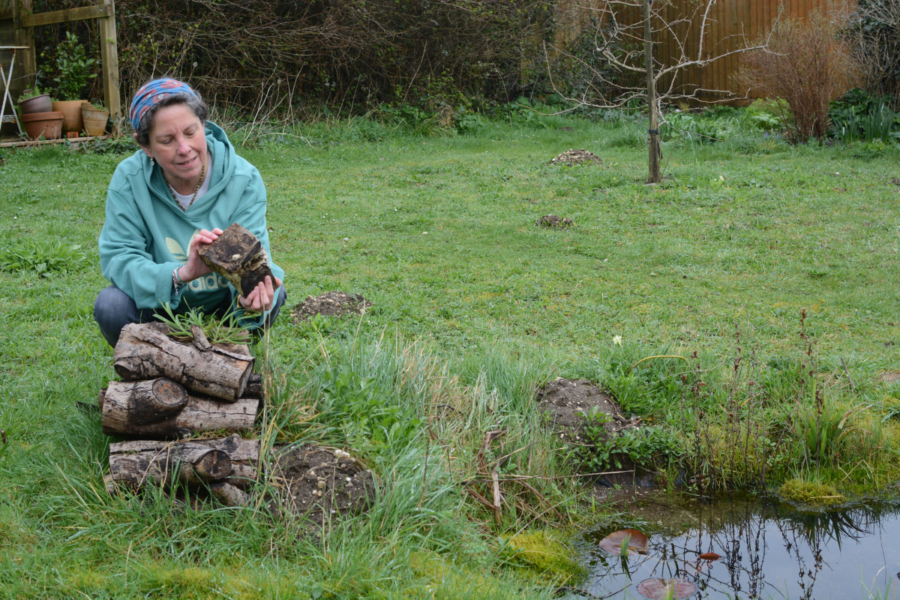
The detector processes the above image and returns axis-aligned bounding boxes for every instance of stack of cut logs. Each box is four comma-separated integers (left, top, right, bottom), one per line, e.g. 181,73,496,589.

101,322,264,507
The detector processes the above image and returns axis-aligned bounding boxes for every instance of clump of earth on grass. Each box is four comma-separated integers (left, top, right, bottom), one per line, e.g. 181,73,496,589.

549,148,602,166
536,378,638,444
290,292,372,324
535,215,574,229
269,444,377,524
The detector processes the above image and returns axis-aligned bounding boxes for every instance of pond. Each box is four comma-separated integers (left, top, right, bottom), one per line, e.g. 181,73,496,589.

572,496,900,600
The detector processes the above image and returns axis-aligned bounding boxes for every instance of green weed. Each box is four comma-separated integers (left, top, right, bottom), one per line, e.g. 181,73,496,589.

0,239,87,278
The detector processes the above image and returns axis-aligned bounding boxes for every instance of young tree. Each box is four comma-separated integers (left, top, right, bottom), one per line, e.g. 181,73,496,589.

547,0,778,183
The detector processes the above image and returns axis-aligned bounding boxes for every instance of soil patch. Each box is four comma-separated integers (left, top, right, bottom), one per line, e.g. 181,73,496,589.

549,149,602,166
881,371,900,384
270,444,377,524
536,378,639,443
291,292,372,324
535,215,574,229
537,378,648,490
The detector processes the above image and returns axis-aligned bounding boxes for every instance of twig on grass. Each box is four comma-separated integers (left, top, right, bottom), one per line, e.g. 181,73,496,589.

841,357,856,390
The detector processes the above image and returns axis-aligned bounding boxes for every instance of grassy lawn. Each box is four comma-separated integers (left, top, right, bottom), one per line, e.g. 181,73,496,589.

1,113,899,598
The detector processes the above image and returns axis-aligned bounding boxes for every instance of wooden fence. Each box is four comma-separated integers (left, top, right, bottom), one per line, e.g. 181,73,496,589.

553,0,856,101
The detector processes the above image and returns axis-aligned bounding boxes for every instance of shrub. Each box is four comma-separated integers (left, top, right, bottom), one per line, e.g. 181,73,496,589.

845,0,900,109
737,12,860,143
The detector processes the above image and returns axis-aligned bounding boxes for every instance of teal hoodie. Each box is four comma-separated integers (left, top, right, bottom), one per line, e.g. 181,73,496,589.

99,122,285,326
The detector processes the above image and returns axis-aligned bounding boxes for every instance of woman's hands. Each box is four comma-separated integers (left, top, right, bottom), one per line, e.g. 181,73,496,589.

178,228,223,282
178,227,281,313
239,275,282,313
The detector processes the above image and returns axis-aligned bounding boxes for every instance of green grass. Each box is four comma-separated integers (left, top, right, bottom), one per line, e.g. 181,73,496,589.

2,113,900,598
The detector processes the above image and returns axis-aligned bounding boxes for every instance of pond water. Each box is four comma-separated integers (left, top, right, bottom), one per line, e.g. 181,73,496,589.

572,497,900,600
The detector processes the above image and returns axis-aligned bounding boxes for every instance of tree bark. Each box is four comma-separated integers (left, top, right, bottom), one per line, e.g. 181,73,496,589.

113,322,253,401
645,0,661,184
101,379,259,439
197,223,274,298
108,434,260,492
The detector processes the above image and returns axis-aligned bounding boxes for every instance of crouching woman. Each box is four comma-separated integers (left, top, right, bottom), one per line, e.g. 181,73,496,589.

94,79,285,347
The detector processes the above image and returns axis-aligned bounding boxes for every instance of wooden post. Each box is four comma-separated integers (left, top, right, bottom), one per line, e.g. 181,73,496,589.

98,0,121,130
645,0,660,184
11,0,36,96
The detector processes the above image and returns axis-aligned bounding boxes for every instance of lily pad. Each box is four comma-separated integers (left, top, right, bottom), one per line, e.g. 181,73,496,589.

636,578,697,600
598,529,649,555
698,552,721,561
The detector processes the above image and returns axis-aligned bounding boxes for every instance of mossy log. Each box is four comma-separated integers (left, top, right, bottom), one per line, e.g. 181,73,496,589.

197,223,274,298
113,322,253,401
100,378,259,439
108,434,260,492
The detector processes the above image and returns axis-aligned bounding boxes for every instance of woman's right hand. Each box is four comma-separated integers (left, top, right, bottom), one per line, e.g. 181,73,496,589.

179,228,223,282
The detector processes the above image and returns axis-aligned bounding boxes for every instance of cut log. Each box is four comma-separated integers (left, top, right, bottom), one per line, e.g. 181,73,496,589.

108,441,232,490
108,434,259,492
101,378,259,439
210,482,250,507
244,374,264,402
197,223,274,298
113,322,253,401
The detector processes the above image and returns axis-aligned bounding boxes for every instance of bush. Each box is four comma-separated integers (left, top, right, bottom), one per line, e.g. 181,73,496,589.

738,12,860,143
32,0,553,118
845,0,900,109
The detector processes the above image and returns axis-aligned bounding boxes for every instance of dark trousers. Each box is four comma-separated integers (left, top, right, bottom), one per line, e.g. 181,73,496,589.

93,285,287,347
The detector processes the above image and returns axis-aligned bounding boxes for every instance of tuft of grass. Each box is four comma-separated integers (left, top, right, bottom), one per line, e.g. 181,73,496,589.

0,239,87,278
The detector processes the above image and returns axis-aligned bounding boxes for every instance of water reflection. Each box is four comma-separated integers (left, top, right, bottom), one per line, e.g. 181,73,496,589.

575,499,900,599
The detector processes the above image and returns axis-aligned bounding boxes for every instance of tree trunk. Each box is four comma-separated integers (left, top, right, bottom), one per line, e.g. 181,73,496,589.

108,434,260,492
645,0,661,184
101,379,259,439
113,322,253,401
197,223,274,298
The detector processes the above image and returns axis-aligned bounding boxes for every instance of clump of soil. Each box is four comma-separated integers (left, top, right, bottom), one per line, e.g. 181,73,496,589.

880,371,900,384
537,378,651,496
535,215,574,229
536,378,638,444
549,149,602,166
270,444,376,523
290,292,372,324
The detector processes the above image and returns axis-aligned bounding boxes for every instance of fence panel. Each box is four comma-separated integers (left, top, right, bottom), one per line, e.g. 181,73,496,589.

554,0,855,102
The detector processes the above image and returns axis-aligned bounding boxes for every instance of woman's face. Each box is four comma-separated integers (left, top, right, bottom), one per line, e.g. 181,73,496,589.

139,103,208,186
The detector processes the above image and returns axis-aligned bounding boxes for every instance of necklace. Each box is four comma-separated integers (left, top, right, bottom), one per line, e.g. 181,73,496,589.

164,162,206,212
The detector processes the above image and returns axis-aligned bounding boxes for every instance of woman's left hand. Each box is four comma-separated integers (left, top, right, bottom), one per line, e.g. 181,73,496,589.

239,275,282,313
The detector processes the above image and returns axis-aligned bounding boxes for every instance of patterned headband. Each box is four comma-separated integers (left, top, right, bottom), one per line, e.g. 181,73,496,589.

129,79,198,132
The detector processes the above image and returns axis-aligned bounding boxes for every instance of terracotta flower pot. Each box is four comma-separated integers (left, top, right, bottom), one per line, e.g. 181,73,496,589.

18,94,52,115
51,100,86,134
81,103,109,137
21,111,64,140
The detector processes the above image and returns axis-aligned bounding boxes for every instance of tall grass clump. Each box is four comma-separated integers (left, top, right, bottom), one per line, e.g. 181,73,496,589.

738,11,860,143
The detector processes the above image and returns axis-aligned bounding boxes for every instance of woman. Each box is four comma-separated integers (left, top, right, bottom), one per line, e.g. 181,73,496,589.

94,79,286,347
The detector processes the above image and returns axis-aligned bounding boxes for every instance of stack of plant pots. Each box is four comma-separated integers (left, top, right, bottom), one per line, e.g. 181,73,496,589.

18,91,63,140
